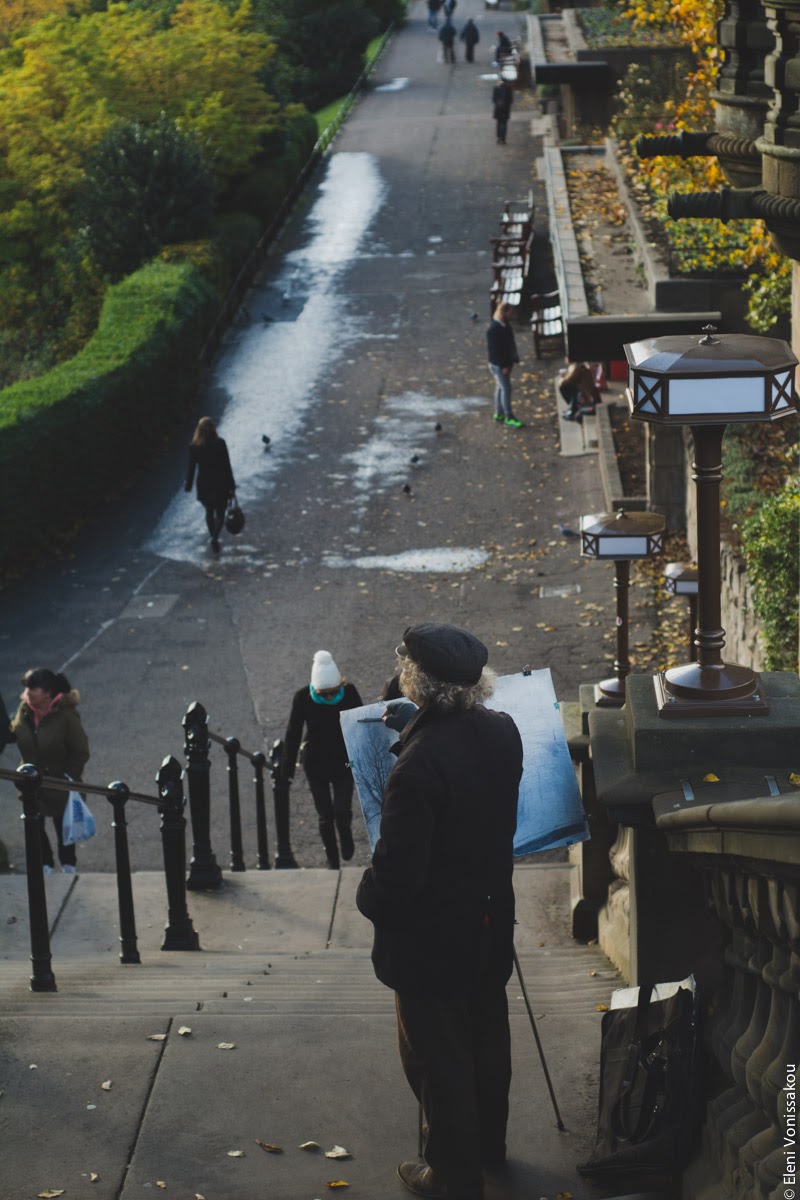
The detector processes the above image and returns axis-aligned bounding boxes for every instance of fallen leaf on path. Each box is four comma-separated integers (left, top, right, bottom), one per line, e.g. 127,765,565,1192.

146,1034,167,1042
227,1150,245,1158
324,1146,352,1160
89,1175,99,1183
101,1080,112,1091
255,1140,283,1153
217,1043,236,1050
178,1027,192,1036
326,1183,349,1189
790,772,800,787
299,1141,321,1150
595,1005,609,1012
37,1192,65,1198
703,773,720,783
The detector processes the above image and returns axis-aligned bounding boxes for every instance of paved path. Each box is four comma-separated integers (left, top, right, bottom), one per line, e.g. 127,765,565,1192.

0,1,656,874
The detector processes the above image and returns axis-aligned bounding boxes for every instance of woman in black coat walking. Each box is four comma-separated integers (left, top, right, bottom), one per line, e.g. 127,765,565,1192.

283,650,363,869
185,417,236,553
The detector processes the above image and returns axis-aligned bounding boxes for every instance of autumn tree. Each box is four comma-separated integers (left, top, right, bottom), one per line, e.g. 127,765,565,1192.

75,116,215,280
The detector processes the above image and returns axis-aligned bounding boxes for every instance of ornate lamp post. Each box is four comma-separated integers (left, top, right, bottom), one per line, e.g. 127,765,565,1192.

663,562,699,662
625,326,797,717
580,509,666,707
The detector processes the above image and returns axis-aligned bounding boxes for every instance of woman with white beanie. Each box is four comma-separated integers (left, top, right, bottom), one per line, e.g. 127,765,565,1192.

282,651,363,868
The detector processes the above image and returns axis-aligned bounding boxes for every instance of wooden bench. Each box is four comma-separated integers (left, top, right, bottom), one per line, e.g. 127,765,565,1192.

530,290,565,357
501,192,534,240
489,232,534,313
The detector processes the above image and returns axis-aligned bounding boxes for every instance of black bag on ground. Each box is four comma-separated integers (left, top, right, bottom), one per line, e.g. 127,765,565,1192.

225,494,245,535
578,977,700,1186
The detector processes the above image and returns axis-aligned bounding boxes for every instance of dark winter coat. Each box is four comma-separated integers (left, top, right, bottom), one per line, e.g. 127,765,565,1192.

439,20,456,46
10,691,90,817
283,682,363,781
356,703,523,993
185,438,235,507
486,319,519,369
460,20,479,46
492,80,513,118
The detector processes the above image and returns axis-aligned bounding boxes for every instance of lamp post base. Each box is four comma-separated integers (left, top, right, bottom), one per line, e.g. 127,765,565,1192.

654,665,770,718
594,678,626,708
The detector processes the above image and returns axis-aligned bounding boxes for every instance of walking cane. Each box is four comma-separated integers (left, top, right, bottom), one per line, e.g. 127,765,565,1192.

513,945,566,1131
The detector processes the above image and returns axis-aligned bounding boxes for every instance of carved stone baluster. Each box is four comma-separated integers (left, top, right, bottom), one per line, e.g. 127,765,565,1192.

724,876,773,1195
737,876,789,1196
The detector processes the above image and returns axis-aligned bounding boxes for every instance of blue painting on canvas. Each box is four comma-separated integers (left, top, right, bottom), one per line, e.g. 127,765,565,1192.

341,669,588,855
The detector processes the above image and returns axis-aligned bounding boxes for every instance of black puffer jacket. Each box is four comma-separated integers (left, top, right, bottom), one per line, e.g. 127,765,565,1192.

357,703,522,992
486,319,519,368
283,682,363,780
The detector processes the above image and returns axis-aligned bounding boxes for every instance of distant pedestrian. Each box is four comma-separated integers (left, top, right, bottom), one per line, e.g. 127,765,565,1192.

460,18,480,62
426,0,441,31
282,651,363,869
184,416,236,554
494,30,512,63
487,302,523,428
439,18,456,62
492,76,513,144
10,668,90,875
559,362,602,422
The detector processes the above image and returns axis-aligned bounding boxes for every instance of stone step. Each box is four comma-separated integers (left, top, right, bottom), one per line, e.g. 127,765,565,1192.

0,947,618,1015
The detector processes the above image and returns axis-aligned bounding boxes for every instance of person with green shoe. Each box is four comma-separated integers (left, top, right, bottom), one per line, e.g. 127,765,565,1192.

486,302,525,428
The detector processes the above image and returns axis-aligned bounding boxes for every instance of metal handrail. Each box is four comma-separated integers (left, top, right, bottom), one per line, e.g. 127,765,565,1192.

1,757,199,993
182,702,297,877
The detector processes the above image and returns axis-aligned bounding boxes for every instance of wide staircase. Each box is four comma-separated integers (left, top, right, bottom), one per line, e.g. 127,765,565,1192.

1,863,620,1200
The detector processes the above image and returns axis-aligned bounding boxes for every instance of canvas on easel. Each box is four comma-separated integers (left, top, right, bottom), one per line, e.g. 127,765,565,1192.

340,667,588,854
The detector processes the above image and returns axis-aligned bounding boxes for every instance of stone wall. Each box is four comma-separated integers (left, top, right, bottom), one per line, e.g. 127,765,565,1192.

685,438,767,669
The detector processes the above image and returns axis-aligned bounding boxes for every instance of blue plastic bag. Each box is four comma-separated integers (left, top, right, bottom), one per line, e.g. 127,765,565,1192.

62,789,96,845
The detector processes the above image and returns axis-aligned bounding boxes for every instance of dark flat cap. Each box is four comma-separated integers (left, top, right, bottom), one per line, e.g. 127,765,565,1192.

396,622,488,685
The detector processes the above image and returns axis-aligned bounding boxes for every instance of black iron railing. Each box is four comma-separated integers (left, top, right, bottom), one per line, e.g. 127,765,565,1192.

0,756,200,992
183,702,297,876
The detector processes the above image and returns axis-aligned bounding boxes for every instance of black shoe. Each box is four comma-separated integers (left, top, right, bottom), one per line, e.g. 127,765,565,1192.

211,539,221,552
397,1163,447,1199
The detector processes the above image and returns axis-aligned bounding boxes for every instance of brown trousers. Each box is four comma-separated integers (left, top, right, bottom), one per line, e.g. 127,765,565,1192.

395,972,512,1199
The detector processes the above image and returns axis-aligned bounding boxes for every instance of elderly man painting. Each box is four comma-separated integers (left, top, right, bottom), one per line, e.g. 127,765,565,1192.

357,622,523,1200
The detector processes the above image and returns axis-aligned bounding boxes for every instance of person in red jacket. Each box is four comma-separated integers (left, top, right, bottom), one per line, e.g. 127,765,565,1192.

357,622,523,1200
282,651,363,869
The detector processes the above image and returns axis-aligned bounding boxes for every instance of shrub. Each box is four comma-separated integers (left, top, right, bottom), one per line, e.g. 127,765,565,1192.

0,260,219,569
742,476,800,670
75,116,216,281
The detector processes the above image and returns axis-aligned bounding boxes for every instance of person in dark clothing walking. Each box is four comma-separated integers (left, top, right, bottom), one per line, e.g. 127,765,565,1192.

283,651,363,869
357,622,523,1200
426,0,441,31
492,76,513,144
185,416,236,553
438,18,456,62
460,18,479,62
487,302,524,427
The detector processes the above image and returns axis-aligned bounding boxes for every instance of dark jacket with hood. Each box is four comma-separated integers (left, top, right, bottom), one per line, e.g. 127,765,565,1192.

283,682,363,780
356,702,523,993
11,691,90,817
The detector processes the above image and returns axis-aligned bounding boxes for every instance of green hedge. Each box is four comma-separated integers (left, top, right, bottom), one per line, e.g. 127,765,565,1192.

0,118,321,575
0,260,219,568
742,476,800,671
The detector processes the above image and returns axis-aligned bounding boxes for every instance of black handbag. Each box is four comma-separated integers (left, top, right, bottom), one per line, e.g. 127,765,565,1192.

225,493,245,535
578,978,700,1186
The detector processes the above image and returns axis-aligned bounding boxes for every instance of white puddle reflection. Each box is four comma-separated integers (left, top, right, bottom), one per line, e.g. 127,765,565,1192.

340,391,486,507
375,77,410,92
147,152,387,566
323,547,488,572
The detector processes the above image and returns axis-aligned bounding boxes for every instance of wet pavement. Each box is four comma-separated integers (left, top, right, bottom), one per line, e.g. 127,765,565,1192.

0,3,657,878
